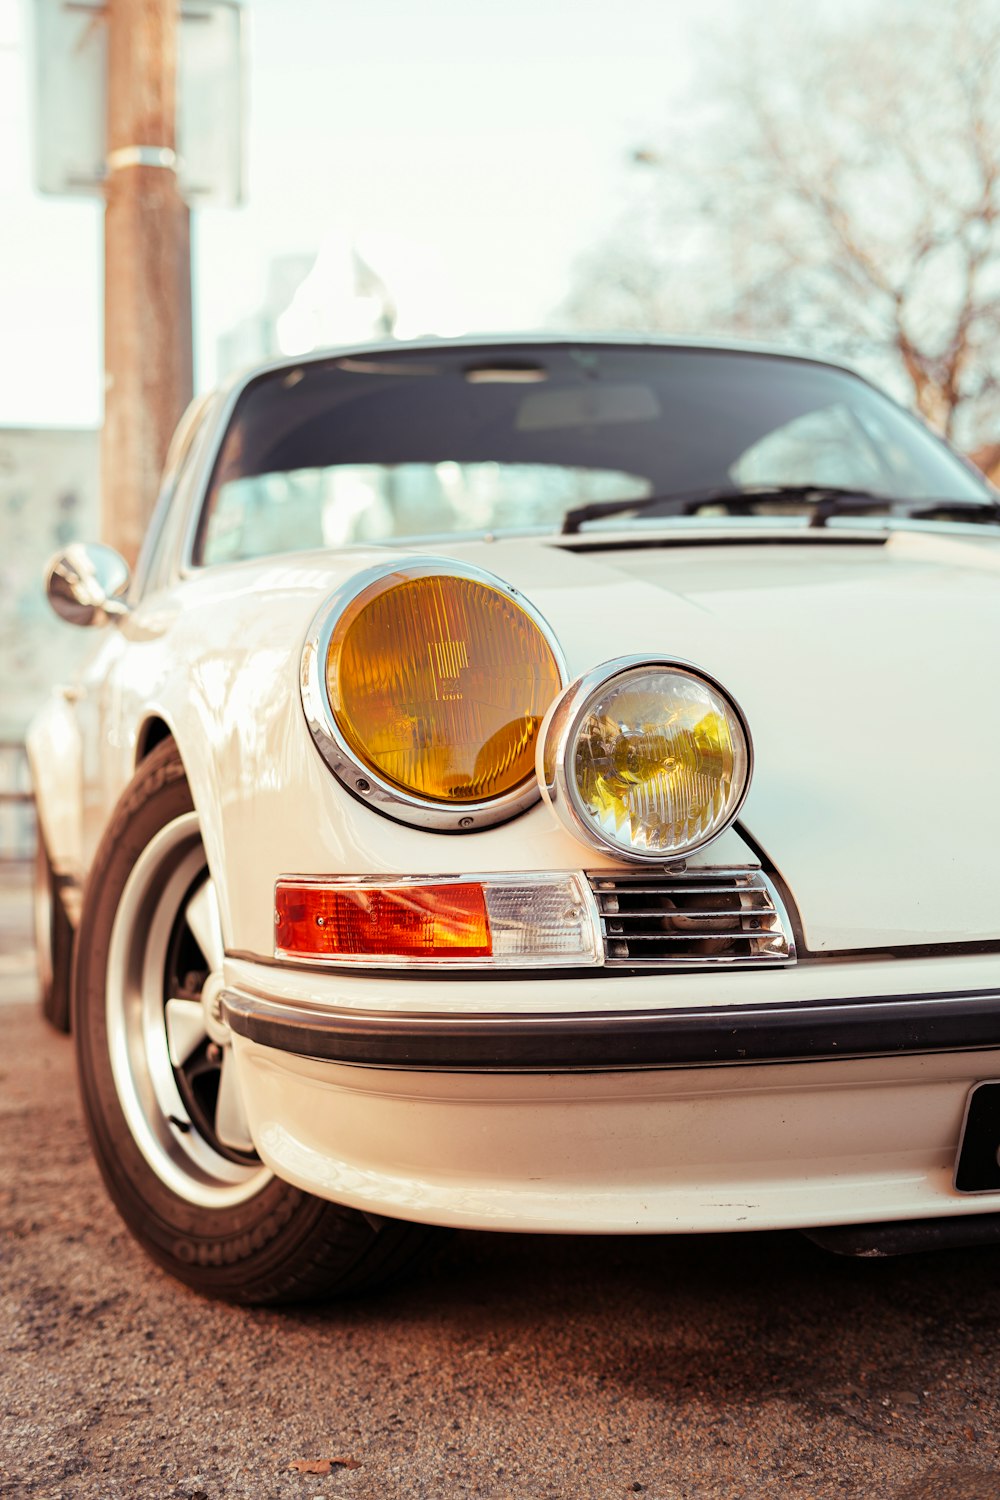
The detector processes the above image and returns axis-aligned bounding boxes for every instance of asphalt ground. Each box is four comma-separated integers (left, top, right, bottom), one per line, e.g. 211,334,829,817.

2,861,1000,1500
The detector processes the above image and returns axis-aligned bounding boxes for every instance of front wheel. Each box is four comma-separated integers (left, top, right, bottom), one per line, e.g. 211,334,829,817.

73,739,436,1302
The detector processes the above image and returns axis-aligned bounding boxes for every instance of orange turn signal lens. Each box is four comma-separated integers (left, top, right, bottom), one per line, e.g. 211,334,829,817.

275,880,492,961
326,571,562,804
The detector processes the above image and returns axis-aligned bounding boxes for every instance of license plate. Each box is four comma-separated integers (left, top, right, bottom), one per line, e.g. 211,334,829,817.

955,1081,1000,1193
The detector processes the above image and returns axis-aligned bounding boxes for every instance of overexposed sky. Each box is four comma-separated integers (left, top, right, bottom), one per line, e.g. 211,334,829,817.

0,0,869,428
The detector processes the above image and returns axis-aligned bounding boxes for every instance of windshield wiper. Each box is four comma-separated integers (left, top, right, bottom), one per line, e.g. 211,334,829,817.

806,491,1000,528
561,485,1000,534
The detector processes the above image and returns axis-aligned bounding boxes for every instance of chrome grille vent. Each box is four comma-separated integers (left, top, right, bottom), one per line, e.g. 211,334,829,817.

588,868,794,967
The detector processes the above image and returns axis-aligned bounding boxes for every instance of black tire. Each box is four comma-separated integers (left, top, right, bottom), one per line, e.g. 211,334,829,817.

73,738,436,1303
35,830,74,1033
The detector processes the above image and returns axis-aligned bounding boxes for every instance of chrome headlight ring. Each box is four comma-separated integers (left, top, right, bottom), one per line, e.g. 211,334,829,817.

300,556,568,833
538,655,754,864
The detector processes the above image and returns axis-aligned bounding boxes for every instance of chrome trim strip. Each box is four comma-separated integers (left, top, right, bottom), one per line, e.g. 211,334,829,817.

538,655,754,865
300,558,568,832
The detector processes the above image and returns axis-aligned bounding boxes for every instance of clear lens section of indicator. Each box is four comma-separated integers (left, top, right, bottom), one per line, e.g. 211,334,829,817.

484,875,600,964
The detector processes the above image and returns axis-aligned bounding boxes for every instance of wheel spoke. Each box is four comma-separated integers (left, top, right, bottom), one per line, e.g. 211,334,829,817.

214,1049,254,1154
164,996,208,1068
185,879,224,973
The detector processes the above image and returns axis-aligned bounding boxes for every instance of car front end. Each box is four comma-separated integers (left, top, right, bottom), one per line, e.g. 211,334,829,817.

33,337,1000,1298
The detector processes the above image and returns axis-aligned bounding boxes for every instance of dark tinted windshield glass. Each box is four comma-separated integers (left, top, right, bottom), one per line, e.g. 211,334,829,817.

195,344,990,564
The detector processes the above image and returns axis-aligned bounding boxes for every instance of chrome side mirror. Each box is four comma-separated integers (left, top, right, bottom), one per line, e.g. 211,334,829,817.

44,543,132,628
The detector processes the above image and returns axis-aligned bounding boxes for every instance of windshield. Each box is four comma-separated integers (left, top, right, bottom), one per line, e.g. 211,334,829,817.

194,345,992,565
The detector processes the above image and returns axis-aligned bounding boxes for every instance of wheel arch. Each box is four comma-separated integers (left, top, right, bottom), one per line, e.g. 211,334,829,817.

135,714,176,767
128,709,236,960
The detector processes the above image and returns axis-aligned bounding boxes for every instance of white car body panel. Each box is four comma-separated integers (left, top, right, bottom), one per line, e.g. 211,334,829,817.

232,1039,997,1232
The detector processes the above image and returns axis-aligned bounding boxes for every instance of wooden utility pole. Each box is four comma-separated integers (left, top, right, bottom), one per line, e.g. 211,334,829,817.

102,0,192,567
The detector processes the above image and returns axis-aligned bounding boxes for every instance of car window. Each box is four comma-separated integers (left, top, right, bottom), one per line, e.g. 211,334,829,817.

202,461,650,559
194,347,991,565
729,404,890,489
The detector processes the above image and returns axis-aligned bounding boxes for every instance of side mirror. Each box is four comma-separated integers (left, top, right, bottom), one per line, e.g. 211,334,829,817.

44,543,132,628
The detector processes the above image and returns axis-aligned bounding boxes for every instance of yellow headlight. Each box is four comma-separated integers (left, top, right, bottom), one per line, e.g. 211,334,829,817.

326,570,563,804
541,661,751,860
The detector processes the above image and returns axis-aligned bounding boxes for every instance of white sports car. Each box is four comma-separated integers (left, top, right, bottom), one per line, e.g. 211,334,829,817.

30,336,1000,1302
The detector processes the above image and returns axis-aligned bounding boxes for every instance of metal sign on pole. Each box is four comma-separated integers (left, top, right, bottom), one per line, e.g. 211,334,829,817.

31,0,246,206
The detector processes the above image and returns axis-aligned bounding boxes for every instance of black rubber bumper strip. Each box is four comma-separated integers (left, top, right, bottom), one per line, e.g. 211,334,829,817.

222,986,1000,1072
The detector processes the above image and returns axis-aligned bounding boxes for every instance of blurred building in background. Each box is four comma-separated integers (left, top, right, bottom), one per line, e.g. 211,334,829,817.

0,426,99,738
216,253,315,375
216,238,398,383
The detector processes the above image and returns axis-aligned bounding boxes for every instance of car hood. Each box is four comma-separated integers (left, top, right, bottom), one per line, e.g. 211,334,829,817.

189,526,1000,953
475,526,1000,953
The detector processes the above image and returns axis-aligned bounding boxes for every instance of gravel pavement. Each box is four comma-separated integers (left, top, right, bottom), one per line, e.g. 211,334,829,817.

2,862,1000,1499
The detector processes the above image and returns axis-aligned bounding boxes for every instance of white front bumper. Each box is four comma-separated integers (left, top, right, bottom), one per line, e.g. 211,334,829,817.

220,950,1000,1233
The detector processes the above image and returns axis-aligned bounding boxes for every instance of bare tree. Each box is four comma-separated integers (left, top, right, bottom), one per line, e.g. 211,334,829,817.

564,0,1000,449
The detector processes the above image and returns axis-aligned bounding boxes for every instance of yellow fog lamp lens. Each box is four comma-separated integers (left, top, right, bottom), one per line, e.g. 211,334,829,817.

326,570,563,804
543,661,751,860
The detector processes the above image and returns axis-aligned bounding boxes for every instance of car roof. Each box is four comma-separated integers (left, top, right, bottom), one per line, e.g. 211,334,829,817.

216,331,867,401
